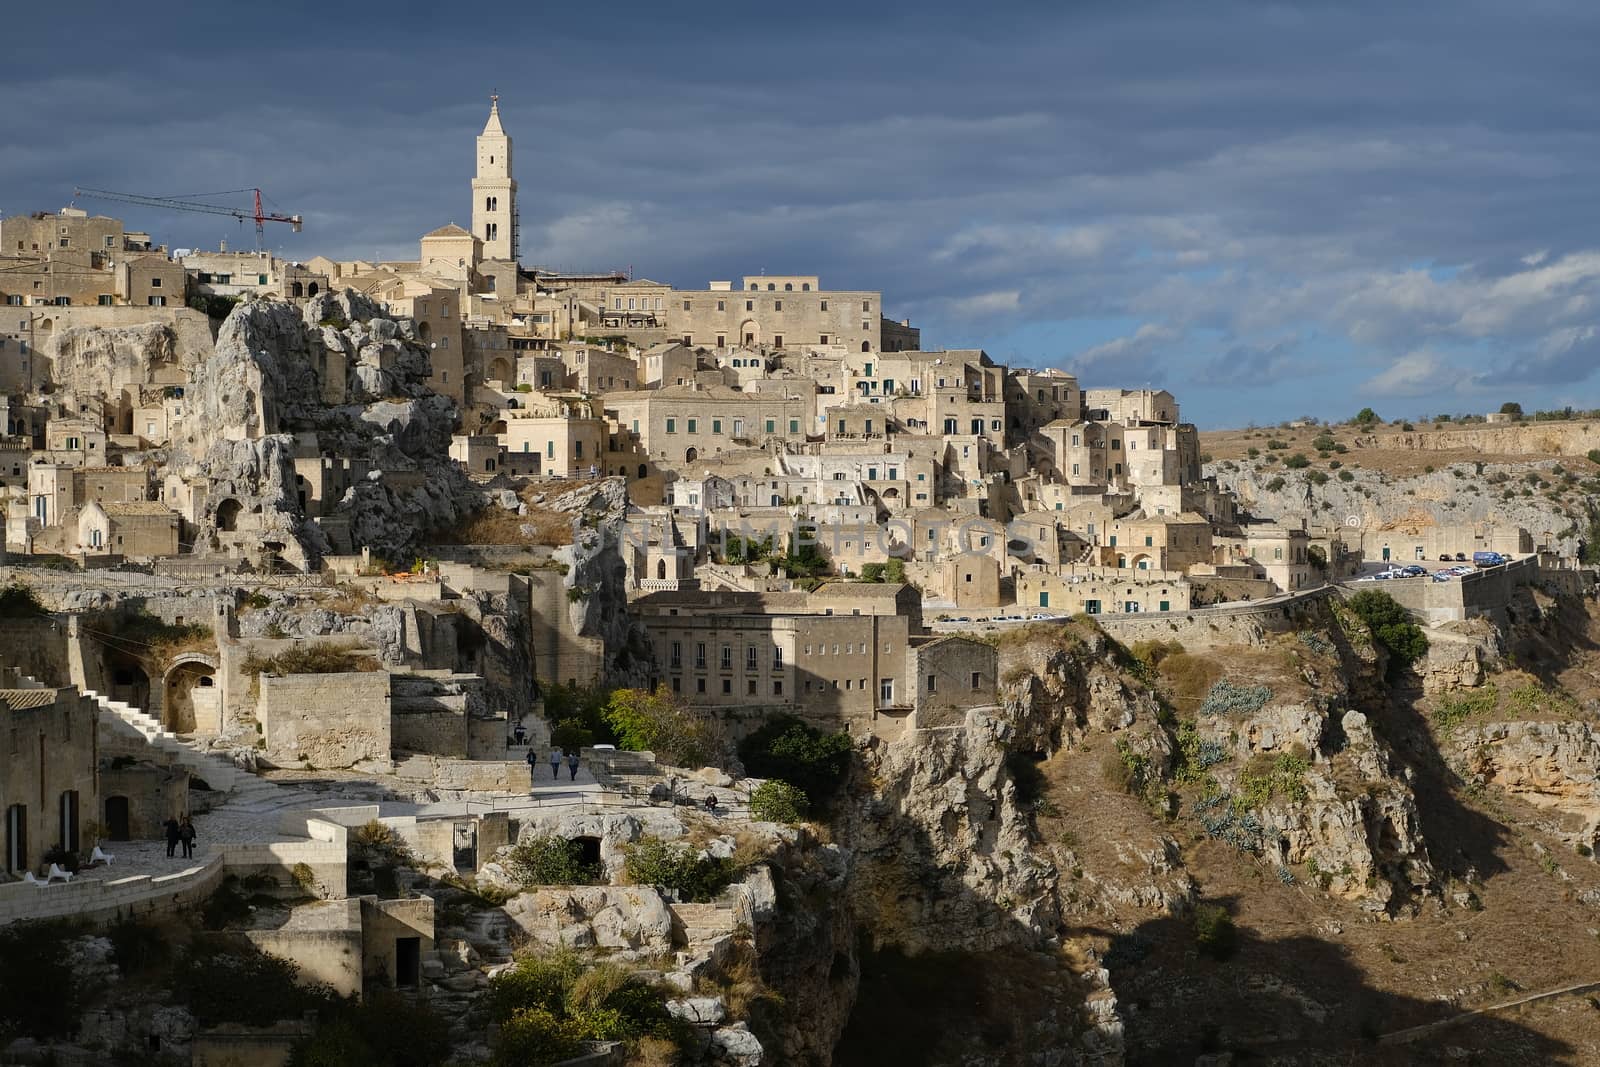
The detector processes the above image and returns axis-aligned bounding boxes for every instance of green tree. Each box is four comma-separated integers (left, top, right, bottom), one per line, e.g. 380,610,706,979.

603,687,719,767
738,715,854,812
1499,401,1524,417
504,835,602,887
623,836,736,902
1352,407,1379,427
749,780,809,823
1346,589,1429,673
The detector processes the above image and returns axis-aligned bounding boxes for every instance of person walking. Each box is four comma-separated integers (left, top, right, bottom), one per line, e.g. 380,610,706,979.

567,750,581,781
550,748,563,780
163,817,180,858
178,816,197,860
525,747,538,790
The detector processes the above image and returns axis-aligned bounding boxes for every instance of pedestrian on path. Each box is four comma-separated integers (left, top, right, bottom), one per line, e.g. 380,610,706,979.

550,748,563,780
178,816,197,859
163,817,180,858
567,751,581,781
525,747,538,790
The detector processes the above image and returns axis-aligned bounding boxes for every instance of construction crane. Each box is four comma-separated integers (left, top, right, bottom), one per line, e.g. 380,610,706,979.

71,186,303,250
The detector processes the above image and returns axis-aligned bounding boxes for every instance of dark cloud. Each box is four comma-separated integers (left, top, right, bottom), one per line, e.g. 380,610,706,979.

3,0,1599,425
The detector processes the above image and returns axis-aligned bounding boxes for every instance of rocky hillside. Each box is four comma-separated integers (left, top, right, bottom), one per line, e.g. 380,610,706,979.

1210,456,1593,554
166,290,482,568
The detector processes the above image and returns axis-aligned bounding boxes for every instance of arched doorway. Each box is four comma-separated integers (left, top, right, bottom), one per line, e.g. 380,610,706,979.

861,341,871,352
656,559,667,579
488,357,512,383
106,650,152,712
307,282,319,296
164,654,219,735
418,321,432,343
637,464,648,479
216,498,243,532
291,281,304,298
685,447,698,463
739,320,760,346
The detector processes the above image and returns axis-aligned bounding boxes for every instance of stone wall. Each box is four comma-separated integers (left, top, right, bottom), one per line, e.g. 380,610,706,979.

1338,556,1538,625
245,899,365,997
258,670,390,769
361,895,435,989
1094,586,1337,651
527,571,604,687
0,616,72,686
0,854,226,927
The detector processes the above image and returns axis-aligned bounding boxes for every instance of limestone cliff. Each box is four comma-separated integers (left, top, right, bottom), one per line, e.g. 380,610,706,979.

167,290,479,568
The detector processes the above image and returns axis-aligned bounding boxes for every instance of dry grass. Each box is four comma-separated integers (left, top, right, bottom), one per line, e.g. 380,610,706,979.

1199,421,1580,478
430,505,574,547
241,642,381,677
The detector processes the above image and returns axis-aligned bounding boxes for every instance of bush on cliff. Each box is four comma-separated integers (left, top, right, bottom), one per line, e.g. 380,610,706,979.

737,715,854,813
749,779,809,823
486,950,689,1066
505,835,602,886
1345,589,1429,673
623,836,736,902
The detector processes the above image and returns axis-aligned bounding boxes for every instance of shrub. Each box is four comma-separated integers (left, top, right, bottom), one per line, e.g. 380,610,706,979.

1283,453,1311,469
1352,407,1379,427
1588,449,1600,466
623,836,736,902
1433,685,1498,735
182,942,338,1028
1265,476,1287,492
0,581,44,619
738,715,853,812
0,920,98,1041
1246,447,1260,459
1193,904,1237,960
749,779,809,823
603,687,719,767
1311,434,1337,451
1199,679,1272,718
1345,589,1429,672
106,917,169,975
505,835,603,887
242,643,380,677
486,950,688,1066
1267,438,1288,450
1308,470,1329,485
289,991,451,1067
1338,470,1355,482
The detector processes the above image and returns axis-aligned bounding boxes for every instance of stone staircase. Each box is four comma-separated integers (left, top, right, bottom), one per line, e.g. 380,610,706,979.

670,901,737,948
87,688,302,813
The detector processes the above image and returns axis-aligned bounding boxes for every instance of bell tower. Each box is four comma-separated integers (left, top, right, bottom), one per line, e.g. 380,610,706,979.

471,93,517,261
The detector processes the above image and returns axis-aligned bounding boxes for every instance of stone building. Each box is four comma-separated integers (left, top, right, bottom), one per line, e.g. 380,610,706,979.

662,276,916,354
1,681,99,875
603,384,812,465
1016,567,1193,616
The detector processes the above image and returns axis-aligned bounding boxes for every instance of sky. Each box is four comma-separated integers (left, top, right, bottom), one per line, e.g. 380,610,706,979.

3,0,1598,428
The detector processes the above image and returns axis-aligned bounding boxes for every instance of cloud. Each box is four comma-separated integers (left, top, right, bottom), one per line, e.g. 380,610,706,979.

4,1,1600,425
1364,350,1451,397
1068,324,1182,384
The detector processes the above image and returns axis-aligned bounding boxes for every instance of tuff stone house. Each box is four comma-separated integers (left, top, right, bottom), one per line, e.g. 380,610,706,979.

1,679,99,876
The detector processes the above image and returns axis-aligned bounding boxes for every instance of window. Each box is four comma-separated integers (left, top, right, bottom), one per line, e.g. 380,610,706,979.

721,645,732,670
773,646,783,669
722,679,732,694
789,419,799,434
683,300,691,311
745,300,754,311
746,645,758,670
98,295,113,306
716,335,726,347
773,335,783,347
695,643,706,669
687,418,697,433
880,678,894,703
712,419,722,434
150,277,161,288
820,300,829,311
748,679,758,695
927,674,937,693
148,296,166,306
764,419,775,434
774,300,783,311
666,418,677,433
773,680,783,696
697,678,706,693
1085,599,1102,615
862,301,871,312
970,672,981,690
716,299,726,311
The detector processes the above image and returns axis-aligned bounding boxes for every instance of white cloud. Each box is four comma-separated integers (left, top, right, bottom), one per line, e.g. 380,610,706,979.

1363,350,1449,397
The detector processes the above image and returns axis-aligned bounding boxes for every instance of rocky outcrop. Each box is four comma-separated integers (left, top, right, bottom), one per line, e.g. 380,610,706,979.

556,478,654,685
1454,720,1600,848
1210,460,1580,556
167,291,479,569
849,707,1062,954
47,320,196,400
501,885,676,953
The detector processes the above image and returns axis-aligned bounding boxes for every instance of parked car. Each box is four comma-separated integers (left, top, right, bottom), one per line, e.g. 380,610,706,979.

1401,565,1427,577
1473,551,1507,566
1029,612,1057,621
1455,552,1468,561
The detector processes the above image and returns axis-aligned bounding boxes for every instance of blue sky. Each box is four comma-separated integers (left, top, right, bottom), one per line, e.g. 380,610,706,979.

3,0,1598,427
